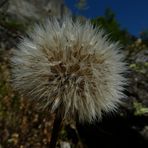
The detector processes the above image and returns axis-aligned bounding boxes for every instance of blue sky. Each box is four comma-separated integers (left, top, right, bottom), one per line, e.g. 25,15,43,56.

64,0,148,37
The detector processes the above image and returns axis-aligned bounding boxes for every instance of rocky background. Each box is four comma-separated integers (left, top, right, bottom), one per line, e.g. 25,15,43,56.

0,0,148,148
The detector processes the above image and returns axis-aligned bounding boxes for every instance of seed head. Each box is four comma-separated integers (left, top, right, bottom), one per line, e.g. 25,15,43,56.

11,17,126,122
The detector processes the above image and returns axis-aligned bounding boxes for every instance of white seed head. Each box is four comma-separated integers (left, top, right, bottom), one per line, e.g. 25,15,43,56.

11,17,127,122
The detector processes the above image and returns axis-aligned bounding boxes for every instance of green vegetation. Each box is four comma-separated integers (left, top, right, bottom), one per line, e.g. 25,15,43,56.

91,8,133,45
133,101,148,116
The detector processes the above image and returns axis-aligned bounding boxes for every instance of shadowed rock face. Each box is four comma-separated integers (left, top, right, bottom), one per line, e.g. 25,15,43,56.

1,0,71,21
77,113,148,148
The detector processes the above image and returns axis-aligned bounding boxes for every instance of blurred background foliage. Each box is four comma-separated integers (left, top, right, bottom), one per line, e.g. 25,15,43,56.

91,8,133,45
0,0,148,148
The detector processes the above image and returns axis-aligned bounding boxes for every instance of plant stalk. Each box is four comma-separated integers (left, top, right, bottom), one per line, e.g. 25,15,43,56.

49,111,63,148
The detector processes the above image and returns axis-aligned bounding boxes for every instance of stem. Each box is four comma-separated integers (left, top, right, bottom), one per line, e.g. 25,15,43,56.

49,110,63,148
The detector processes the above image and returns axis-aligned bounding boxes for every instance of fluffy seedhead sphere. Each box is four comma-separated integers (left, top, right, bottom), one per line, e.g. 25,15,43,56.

11,17,126,122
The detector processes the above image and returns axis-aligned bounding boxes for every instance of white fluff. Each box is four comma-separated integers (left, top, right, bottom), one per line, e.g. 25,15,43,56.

11,17,127,122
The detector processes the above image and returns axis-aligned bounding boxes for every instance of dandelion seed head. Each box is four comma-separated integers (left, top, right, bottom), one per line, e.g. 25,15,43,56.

11,17,127,122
